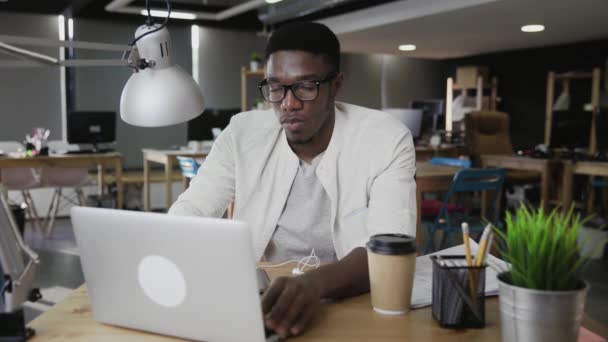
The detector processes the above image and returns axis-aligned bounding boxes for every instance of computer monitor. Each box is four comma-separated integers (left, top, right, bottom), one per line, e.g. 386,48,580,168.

67,111,116,149
383,108,423,138
550,110,593,150
410,99,445,134
187,108,240,141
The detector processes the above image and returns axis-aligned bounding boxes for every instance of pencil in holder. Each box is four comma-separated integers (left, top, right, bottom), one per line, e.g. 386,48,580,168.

431,255,487,328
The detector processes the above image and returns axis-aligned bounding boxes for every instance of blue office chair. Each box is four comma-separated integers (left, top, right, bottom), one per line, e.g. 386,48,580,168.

421,157,471,218
424,168,506,254
177,156,201,189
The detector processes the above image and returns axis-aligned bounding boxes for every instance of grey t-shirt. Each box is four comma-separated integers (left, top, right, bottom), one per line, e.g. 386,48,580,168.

263,152,337,263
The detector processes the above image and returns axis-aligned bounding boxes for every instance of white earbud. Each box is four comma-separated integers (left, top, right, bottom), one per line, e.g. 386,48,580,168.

291,268,304,276
259,249,320,275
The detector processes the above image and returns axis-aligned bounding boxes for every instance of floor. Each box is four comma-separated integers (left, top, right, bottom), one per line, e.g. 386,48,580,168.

17,218,608,331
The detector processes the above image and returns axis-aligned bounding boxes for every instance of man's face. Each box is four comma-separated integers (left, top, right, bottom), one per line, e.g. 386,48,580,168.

265,50,342,144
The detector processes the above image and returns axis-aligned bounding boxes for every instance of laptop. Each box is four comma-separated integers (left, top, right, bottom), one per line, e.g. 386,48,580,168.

71,207,278,342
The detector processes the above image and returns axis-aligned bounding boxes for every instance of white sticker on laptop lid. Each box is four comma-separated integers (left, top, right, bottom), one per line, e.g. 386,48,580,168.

138,255,187,307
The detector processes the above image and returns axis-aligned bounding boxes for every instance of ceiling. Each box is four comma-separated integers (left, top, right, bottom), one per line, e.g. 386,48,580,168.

1,0,607,59
0,0,397,31
320,0,608,59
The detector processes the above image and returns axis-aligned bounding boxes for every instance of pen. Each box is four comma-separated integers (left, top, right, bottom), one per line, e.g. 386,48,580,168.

475,224,492,266
462,222,473,267
482,232,494,266
462,222,476,305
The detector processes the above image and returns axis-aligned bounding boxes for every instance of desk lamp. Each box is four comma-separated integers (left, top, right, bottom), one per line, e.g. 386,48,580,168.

0,193,41,340
0,0,205,127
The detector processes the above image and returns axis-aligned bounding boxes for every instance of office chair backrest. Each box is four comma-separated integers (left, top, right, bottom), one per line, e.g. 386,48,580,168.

465,111,514,166
443,168,507,221
449,168,506,193
177,156,200,179
0,142,41,190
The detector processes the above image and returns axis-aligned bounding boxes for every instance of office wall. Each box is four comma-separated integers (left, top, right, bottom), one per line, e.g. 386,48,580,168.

338,53,383,109
338,53,443,110
195,26,267,109
441,39,608,149
0,12,62,142
74,19,192,168
381,55,444,108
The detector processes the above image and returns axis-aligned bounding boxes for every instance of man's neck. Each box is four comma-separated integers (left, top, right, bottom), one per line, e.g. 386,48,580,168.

289,111,335,164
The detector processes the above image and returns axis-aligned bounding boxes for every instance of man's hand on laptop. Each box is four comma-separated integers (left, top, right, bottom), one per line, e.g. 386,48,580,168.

261,248,370,338
261,273,322,338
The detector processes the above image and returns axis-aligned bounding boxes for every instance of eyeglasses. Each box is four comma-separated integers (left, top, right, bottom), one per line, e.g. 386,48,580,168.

258,73,337,103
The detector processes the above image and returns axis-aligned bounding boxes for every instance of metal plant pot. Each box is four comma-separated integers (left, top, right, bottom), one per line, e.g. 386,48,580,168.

498,273,588,342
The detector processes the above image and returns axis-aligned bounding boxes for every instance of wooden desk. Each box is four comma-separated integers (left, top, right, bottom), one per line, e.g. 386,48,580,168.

25,263,607,341
0,152,123,209
415,145,461,161
562,160,608,212
480,155,558,211
415,162,460,249
28,264,504,342
142,149,208,211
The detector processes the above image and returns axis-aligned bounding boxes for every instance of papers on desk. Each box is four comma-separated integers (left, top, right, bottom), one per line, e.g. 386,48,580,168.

411,240,510,309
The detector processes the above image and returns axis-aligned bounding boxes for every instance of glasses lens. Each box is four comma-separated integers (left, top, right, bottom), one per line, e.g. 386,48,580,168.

293,81,318,101
261,83,284,102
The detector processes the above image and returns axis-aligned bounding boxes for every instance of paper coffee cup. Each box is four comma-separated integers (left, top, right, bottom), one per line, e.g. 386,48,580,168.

367,234,416,315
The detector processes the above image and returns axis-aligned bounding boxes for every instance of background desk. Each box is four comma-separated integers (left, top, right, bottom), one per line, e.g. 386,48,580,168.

0,152,123,209
480,155,559,211
562,160,608,212
142,149,208,211
27,264,505,341
415,145,461,161
415,162,461,249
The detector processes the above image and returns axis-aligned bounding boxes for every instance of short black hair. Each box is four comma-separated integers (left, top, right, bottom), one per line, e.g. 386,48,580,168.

265,22,340,72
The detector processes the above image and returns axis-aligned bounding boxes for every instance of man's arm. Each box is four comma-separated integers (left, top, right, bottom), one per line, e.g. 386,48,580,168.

168,124,235,217
261,247,368,338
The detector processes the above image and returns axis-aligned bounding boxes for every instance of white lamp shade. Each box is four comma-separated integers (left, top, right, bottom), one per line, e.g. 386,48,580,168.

120,65,205,127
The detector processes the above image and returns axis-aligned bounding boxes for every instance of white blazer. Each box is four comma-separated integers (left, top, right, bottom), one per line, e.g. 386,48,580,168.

169,102,417,260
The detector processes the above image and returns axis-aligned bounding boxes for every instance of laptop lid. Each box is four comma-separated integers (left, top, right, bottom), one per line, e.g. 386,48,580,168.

71,207,266,342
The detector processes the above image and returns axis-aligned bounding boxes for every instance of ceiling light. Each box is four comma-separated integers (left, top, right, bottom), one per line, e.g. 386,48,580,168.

398,44,416,51
265,0,284,3
140,9,196,20
521,24,544,33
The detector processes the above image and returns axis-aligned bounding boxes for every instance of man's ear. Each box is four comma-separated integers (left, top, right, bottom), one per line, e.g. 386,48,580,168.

332,72,344,96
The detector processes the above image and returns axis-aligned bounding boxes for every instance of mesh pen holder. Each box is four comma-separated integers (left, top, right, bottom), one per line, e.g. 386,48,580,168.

431,255,487,328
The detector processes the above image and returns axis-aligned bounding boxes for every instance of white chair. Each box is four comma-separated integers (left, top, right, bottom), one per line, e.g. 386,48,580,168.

41,141,91,237
0,141,44,233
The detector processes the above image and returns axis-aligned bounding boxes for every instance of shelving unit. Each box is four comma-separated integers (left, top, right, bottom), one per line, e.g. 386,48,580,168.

240,67,265,112
544,68,602,154
445,75,498,141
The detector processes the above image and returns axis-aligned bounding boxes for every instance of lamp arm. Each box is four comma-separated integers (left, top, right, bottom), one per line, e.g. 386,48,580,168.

3,259,38,313
0,192,40,313
0,35,130,52
0,41,132,68
0,42,58,65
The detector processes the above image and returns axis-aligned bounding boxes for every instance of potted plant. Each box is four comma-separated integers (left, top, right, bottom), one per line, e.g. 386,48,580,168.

250,52,262,72
254,98,265,110
493,205,603,342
